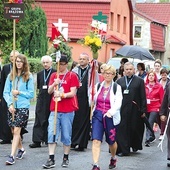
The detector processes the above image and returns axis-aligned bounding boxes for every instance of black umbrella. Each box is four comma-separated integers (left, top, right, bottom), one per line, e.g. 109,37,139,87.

116,45,155,61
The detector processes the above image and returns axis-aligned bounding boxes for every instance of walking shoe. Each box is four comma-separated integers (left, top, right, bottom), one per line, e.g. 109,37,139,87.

16,149,26,159
42,159,55,169
109,158,117,169
159,135,163,141
149,136,156,144
92,165,100,170
6,156,15,165
61,159,69,167
145,140,150,147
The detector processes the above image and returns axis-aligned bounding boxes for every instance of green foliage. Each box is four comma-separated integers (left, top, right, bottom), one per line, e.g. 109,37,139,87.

47,36,72,62
28,58,43,73
0,1,48,59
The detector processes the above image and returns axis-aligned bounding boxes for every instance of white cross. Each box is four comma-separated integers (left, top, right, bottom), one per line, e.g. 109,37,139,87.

53,19,68,40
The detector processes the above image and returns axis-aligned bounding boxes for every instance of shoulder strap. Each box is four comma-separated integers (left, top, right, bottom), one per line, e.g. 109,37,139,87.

97,82,117,94
97,83,101,91
113,82,117,95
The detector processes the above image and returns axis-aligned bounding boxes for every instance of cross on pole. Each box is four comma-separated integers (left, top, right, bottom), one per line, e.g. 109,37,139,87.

92,11,107,24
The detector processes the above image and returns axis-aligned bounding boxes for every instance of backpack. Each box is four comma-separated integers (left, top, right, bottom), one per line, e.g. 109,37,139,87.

97,82,117,95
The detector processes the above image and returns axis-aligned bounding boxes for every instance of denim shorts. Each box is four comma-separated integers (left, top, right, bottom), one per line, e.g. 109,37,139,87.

92,110,118,145
48,111,75,145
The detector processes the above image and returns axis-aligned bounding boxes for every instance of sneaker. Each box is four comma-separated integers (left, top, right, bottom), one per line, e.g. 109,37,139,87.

16,149,26,159
42,159,55,169
61,159,69,167
109,158,117,169
149,136,156,144
159,135,163,141
145,140,150,147
6,156,15,165
92,165,100,170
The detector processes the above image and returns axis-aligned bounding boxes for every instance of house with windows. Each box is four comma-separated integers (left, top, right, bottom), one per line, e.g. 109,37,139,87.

133,3,170,64
36,0,133,62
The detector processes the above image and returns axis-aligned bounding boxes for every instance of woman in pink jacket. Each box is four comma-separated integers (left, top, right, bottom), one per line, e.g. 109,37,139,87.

145,70,164,146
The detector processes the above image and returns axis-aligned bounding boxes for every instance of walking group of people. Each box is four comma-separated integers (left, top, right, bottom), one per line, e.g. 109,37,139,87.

1,50,170,169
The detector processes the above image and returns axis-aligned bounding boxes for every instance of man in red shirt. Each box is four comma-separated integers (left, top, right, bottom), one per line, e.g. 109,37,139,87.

42,55,79,169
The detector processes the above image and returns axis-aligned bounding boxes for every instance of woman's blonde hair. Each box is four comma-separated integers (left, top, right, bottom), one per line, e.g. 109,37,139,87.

103,64,116,75
10,54,30,82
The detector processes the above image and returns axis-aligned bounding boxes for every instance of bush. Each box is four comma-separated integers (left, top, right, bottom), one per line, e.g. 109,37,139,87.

28,58,43,73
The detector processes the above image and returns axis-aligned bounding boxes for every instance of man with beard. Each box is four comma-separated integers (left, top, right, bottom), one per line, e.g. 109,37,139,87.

0,50,19,144
29,55,56,148
116,62,147,156
71,53,91,151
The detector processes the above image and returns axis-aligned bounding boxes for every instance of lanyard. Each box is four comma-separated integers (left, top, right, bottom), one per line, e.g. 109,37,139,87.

44,68,52,85
78,65,89,82
125,75,134,89
59,71,68,88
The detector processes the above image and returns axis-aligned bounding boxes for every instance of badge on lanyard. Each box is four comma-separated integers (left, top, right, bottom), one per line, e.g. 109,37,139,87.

123,89,129,94
42,85,48,89
79,82,82,87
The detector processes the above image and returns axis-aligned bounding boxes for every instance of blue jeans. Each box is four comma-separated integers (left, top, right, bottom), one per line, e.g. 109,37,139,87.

48,111,75,145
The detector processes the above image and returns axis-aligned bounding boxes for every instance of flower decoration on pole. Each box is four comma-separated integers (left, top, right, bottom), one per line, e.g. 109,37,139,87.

47,36,72,62
9,0,22,3
77,30,102,60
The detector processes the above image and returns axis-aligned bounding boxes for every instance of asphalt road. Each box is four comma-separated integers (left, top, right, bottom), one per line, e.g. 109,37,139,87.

0,106,169,170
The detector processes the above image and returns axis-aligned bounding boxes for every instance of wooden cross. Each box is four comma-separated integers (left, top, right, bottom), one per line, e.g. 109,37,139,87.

92,11,107,24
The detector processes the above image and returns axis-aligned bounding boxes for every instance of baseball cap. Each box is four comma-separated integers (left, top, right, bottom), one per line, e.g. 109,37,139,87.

59,54,68,63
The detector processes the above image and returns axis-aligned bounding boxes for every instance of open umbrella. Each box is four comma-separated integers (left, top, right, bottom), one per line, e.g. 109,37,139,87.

116,45,155,61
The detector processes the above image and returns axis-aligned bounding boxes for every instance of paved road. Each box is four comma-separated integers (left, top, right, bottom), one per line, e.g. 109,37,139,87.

0,105,169,170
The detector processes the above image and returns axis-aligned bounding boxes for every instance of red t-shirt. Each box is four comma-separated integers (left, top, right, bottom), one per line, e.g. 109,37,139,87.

49,71,79,112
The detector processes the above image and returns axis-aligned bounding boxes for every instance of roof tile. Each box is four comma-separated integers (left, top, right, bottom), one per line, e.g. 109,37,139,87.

135,3,170,25
38,2,110,39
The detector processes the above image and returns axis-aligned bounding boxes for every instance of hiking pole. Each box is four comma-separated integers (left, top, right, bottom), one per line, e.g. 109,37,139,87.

158,111,170,152
11,19,16,122
53,51,61,142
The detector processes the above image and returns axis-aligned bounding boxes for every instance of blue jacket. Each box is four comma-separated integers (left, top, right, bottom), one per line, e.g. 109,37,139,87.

3,74,34,108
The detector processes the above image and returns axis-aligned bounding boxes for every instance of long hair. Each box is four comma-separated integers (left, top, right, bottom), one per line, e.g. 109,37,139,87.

145,69,158,84
10,54,30,82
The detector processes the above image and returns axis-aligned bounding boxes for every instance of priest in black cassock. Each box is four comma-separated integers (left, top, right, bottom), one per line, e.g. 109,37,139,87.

29,55,56,148
0,50,20,144
71,53,91,151
116,62,147,156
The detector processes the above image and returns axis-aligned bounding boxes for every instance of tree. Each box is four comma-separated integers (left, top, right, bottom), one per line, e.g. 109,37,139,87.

0,0,48,63
20,6,48,58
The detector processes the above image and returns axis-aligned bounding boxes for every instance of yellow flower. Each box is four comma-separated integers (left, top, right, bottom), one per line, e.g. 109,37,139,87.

95,39,102,47
77,29,106,59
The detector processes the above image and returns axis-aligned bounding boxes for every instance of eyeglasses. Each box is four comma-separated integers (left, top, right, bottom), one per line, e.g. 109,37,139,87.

16,60,23,64
104,72,114,76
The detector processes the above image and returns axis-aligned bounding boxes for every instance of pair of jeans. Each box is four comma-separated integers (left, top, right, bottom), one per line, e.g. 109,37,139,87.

48,111,74,145
146,111,158,141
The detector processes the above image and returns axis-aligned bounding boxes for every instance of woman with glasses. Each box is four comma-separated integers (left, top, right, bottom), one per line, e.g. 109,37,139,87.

3,54,34,165
91,64,122,170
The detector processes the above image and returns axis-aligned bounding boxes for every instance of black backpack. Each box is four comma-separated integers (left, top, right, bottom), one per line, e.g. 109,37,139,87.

97,82,117,95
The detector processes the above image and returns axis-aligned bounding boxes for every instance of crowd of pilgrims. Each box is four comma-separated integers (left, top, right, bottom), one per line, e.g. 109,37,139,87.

0,51,170,169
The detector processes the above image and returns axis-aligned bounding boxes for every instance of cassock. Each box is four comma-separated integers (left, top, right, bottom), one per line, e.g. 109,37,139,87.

116,75,147,154
0,64,13,141
32,68,56,143
71,65,91,149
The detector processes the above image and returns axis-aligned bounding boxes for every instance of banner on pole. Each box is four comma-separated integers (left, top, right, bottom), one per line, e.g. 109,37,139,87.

4,3,24,19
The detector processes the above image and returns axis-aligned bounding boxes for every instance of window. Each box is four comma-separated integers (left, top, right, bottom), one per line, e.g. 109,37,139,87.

117,14,120,32
123,16,127,34
110,12,114,30
134,26,142,38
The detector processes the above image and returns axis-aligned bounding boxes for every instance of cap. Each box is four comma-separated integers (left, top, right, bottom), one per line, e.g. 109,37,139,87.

59,54,68,63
